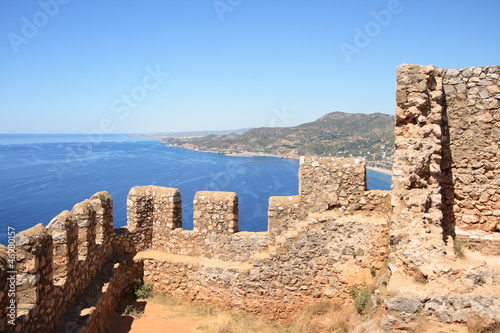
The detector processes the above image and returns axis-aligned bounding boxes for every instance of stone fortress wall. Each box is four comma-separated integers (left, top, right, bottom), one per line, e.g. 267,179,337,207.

391,64,500,275
0,157,390,332
387,64,500,329
0,64,498,332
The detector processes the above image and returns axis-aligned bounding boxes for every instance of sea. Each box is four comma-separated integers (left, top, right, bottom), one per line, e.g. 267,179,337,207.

0,134,391,245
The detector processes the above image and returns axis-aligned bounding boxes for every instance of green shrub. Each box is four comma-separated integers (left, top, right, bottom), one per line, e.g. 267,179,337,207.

134,279,153,299
350,286,371,314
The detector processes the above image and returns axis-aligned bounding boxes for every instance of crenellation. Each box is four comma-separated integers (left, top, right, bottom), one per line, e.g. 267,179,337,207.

14,224,53,305
125,186,155,251
46,210,78,286
6,192,121,332
90,191,114,246
152,187,182,229
299,156,366,214
151,187,182,250
268,195,302,240
5,64,500,332
193,191,239,235
14,223,54,332
72,199,97,261
126,186,154,230
89,191,115,281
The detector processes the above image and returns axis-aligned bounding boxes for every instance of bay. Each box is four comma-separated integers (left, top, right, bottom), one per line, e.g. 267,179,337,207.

0,134,391,245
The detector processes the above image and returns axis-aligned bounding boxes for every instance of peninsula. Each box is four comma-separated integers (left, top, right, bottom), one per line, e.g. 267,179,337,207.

143,112,395,171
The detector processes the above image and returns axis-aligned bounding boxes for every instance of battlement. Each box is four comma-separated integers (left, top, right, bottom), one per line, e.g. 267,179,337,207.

0,191,116,332
1,64,499,332
1,155,392,331
299,156,367,212
193,191,238,234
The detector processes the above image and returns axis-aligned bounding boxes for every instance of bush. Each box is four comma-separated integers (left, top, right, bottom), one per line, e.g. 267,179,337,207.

350,286,371,314
134,279,153,299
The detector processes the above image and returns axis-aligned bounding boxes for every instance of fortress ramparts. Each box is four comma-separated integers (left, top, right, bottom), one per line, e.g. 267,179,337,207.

0,64,499,332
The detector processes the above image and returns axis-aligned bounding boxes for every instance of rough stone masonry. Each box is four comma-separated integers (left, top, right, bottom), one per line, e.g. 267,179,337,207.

0,64,498,333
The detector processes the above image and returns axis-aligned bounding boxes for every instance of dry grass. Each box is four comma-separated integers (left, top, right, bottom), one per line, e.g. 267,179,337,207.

289,300,351,333
454,239,466,258
199,311,288,333
122,304,144,319
145,293,285,332
135,293,353,333
467,314,500,333
410,311,429,333
147,293,221,319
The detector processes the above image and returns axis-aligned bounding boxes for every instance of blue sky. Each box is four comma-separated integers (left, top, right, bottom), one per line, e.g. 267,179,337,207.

0,0,499,134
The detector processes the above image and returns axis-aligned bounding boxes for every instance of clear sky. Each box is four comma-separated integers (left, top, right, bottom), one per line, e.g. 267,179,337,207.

0,0,499,134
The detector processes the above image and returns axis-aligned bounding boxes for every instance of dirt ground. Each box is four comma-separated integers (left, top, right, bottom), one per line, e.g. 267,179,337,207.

106,300,203,333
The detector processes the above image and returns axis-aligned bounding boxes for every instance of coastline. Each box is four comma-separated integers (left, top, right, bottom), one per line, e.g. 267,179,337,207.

172,144,394,175
137,136,394,175
367,166,393,176
224,151,300,160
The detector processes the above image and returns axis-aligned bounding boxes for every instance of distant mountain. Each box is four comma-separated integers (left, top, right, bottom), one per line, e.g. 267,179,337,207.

138,128,251,139
158,112,395,169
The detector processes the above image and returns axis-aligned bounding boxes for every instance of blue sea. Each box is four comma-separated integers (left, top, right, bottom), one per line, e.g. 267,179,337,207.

0,134,391,245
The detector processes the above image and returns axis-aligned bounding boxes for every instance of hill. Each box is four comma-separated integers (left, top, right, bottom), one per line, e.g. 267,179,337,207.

158,112,395,169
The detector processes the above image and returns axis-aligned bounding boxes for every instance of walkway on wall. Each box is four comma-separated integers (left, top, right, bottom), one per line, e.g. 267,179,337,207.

52,254,139,333
136,250,254,270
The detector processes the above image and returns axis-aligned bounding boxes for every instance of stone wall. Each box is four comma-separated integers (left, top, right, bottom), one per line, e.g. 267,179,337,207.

392,64,500,279
299,156,366,213
442,66,500,232
6,192,116,333
193,191,239,235
386,64,500,330
268,195,302,240
391,64,448,278
140,210,389,320
14,224,54,333
79,259,143,333
4,63,500,332
121,157,391,320
3,154,393,331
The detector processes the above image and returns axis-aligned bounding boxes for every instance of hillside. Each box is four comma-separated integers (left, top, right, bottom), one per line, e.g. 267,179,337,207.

159,112,395,169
